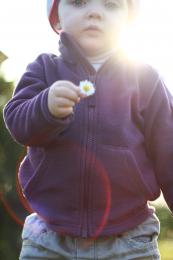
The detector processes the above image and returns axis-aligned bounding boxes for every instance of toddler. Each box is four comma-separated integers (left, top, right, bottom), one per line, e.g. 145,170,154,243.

4,0,173,259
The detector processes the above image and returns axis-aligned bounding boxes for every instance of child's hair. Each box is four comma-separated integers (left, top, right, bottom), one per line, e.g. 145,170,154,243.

47,0,140,34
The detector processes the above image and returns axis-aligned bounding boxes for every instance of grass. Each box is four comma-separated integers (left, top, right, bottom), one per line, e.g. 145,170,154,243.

158,240,173,260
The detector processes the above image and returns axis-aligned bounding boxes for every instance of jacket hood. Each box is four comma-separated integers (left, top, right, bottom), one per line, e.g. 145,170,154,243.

47,0,141,34
58,32,91,66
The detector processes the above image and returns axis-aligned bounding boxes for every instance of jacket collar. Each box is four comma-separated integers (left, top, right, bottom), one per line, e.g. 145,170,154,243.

59,32,88,65
58,31,127,74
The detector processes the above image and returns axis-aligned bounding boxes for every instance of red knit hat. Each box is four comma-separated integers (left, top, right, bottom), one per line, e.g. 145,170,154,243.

47,0,59,33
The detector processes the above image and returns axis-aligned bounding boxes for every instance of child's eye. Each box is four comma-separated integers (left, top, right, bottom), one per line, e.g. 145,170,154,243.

105,1,121,10
71,0,87,7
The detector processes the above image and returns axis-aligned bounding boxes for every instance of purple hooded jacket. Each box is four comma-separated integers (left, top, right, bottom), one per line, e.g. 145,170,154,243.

3,32,173,238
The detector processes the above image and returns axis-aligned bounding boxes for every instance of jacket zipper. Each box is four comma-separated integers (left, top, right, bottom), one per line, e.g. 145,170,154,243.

81,74,96,238
80,59,110,237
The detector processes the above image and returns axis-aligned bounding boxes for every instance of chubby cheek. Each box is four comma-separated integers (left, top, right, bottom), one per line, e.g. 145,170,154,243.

59,11,78,32
106,20,125,42
77,36,106,55
62,21,74,34
63,19,82,38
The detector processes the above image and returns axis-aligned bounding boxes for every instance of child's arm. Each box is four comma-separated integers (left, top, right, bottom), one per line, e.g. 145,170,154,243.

3,54,84,146
141,69,173,213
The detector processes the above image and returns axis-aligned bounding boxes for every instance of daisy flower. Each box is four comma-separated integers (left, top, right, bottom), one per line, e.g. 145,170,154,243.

79,80,95,96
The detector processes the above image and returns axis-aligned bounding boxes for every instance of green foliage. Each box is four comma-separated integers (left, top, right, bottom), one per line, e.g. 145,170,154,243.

0,206,22,260
0,74,27,259
0,76,23,195
158,240,173,260
156,206,173,240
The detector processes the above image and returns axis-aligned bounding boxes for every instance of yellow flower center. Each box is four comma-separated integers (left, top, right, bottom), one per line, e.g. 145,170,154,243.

83,85,90,92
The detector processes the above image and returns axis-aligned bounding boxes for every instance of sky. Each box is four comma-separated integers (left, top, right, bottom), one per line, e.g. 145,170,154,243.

0,0,173,93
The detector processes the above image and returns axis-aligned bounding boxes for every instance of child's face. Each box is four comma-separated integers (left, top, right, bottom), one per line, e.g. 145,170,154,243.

58,0,129,56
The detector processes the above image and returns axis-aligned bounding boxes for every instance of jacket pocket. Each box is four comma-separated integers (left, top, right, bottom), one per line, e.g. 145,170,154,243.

96,145,152,199
123,149,154,198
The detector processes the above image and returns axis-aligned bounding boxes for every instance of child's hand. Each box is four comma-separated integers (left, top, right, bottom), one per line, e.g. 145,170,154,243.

48,80,85,118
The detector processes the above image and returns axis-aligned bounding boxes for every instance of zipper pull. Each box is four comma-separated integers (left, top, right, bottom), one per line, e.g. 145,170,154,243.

87,75,96,107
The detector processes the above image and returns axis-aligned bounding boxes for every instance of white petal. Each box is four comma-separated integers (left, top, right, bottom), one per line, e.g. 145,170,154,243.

79,80,95,96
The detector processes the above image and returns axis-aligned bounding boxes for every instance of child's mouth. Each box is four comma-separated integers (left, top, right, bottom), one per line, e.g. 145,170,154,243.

85,25,102,33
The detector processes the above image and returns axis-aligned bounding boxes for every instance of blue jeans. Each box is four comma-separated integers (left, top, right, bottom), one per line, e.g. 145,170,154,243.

19,213,160,259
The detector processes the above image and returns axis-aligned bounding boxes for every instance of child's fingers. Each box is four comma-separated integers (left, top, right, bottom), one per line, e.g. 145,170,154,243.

54,86,80,103
56,97,75,108
53,81,80,93
54,107,74,118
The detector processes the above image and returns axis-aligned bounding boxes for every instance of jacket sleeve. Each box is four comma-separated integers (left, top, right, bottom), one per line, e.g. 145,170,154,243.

3,54,74,146
141,68,173,213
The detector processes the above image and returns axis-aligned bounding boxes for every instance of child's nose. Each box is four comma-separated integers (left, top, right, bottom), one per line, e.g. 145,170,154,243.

87,10,102,20
86,3,103,20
